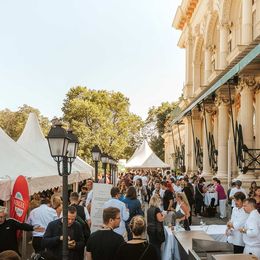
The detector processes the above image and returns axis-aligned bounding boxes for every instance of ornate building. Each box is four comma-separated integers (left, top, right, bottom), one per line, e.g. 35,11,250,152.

163,0,260,188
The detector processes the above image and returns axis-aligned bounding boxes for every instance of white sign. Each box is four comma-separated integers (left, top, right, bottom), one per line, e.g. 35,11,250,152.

90,183,112,233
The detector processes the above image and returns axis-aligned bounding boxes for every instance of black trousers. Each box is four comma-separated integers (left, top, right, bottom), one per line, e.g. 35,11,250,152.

32,236,43,253
233,245,244,254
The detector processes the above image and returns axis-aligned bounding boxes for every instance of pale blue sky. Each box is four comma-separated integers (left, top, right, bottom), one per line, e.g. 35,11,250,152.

0,0,184,120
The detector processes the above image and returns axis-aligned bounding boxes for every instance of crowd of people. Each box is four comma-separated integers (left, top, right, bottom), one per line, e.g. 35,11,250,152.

0,169,260,260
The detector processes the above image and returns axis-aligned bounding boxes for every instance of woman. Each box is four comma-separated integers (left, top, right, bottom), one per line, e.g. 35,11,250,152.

135,178,147,206
118,180,127,201
147,195,165,260
249,181,257,198
175,192,191,231
115,216,158,260
122,186,144,240
0,250,21,260
51,195,62,217
253,186,260,213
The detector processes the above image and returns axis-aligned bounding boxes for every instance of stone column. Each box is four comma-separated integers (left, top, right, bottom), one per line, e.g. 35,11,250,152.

219,23,229,69
185,35,193,86
215,95,229,179
184,117,193,174
190,110,202,173
237,76,256,180
229,98,239,180
202,108,213,180
241,0,253,45
255,82,260,179
204,46,212,85
256,0,260,36
193,62,201,93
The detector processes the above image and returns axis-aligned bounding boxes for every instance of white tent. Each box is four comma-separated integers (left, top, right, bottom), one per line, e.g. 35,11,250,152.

125,140,170,169
17,113,94,183
0,128,61,199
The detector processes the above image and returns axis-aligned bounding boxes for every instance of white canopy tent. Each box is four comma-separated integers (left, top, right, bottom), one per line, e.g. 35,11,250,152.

0,128,61,200
0,113,94,201
17,113,94,183
125,140,170,169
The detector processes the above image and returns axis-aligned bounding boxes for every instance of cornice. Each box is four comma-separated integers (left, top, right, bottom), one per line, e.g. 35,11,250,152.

172,0,199,31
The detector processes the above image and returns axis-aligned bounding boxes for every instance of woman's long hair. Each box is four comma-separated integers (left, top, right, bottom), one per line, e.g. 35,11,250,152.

176,192,191,211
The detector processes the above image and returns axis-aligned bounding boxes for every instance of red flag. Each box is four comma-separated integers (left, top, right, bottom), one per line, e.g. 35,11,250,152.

10,175,30,222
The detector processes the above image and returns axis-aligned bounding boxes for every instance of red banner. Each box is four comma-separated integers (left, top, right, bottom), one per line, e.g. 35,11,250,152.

10,175,30,223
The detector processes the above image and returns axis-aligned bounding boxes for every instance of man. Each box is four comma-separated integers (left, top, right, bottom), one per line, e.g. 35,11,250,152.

226,192,248,254
229,180,247,209
239,198,260,258
27,197,58,253
69,192,90,226
85,180,94,214
42,206,85,260
103,187,129,236
86,207,124,260
0,206,44,254
213,178,227,219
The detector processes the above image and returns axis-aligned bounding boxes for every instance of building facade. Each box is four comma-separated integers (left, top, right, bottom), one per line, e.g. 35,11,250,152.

164,0,260,188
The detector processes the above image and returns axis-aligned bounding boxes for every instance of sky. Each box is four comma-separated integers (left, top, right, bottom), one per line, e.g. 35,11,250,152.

0,0,184,120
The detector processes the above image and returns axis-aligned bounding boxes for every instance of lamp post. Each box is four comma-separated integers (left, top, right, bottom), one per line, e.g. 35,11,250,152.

101,153,109,183
108,156,113,184
46,123,79,260
91,145,101,183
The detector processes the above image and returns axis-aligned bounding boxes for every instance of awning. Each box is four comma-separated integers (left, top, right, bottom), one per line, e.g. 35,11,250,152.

172,37,260,125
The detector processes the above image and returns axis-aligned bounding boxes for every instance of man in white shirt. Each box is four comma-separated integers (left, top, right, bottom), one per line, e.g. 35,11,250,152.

103,187,129,237
85,180,94,213
27,198,58,253
239,198,260,258
229,180,247,209
226,192,248,254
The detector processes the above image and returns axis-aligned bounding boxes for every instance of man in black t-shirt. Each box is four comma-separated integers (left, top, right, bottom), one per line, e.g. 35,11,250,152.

86,207,124,260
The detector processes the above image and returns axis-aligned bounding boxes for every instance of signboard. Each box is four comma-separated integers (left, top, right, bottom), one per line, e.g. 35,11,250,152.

10,175,30,223
90,183,112,233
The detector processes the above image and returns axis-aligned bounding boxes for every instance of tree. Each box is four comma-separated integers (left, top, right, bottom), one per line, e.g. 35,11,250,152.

62,86,143,162
0,104,50,140
144,101,180,160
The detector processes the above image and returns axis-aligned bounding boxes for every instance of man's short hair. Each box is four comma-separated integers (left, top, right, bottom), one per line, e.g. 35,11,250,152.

244,198,257,208
103,207,120,224
234,191,246,202
110,187,120,197
68,206,77,214
70,192,79,200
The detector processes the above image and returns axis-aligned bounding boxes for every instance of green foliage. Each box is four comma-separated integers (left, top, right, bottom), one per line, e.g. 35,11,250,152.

62,86,143,162
144,101,180,160
0,104,50,140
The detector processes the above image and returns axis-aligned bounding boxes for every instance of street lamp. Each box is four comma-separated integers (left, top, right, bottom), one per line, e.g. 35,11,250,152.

91,145,101,183
46,122,79,260
101,153,109,183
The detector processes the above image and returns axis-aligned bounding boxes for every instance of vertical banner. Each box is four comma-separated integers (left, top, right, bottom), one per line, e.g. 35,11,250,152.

90,183,112,233
10,175,30,223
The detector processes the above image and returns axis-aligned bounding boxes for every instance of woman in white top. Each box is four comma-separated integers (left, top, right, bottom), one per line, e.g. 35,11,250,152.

175,192,190,230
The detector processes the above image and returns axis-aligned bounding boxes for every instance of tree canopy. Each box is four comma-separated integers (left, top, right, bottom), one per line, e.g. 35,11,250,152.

144,101,180,160
0,104,50,140
62,86,143,162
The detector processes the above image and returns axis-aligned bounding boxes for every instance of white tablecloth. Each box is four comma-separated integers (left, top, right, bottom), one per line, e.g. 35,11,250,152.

162,225,227,260
204,192,218,206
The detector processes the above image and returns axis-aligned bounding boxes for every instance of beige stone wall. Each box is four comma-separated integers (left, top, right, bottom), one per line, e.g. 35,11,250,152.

163,0,260,187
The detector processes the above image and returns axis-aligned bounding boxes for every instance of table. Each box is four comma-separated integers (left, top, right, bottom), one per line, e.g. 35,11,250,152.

212,255,257,260
162,225,227,260
204,191,218,206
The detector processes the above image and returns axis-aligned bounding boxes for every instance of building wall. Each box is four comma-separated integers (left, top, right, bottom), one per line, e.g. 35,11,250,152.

165,0,260,188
